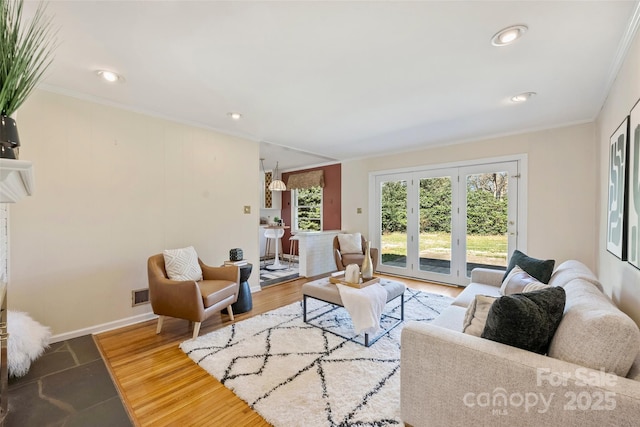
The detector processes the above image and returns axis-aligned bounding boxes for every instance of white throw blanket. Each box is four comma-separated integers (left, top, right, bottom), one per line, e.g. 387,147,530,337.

336,283,387,335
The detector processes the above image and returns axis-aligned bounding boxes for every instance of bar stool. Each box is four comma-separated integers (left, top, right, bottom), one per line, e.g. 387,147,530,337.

289,234,300,268
264,228,285,270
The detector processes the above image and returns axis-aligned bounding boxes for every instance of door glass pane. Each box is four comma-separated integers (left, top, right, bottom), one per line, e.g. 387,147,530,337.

466,172,509,276
419,177,452,275
381,180,407,268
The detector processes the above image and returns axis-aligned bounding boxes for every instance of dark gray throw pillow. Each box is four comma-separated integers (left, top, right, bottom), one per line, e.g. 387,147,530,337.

502,250,555,284
481,287,566,355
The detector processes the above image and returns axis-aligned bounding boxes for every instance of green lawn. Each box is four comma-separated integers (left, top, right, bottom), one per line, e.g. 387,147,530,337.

381,231,507,266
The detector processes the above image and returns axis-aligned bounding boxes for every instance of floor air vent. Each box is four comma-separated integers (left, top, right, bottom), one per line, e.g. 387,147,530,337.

132,288,150,306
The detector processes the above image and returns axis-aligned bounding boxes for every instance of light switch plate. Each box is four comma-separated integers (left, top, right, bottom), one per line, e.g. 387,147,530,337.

357,207,362,214
244,205,251,214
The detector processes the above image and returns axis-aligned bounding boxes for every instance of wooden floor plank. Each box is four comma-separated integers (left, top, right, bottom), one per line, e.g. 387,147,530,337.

94,275,461,426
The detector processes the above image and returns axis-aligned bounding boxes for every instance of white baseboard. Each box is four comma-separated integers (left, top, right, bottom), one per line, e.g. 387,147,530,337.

50,312,158,343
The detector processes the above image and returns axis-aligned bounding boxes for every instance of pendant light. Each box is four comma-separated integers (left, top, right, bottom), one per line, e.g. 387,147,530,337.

268,161,286,191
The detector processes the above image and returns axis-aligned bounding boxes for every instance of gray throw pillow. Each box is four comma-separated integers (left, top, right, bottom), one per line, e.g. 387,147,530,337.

502,250,555,284
481,287,566,355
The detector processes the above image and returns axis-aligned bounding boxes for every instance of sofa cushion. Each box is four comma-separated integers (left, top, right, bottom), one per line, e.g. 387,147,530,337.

452,282,501,308
500,266,546,295
503,250,555,284
462,295,497,337
481,287,566,354
338,233,362,254
548,280,640,377
163,246,203,282
548,260,603,292
430,305,467,332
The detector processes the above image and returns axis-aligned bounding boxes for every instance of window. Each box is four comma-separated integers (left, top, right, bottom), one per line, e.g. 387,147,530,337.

293,186,322,231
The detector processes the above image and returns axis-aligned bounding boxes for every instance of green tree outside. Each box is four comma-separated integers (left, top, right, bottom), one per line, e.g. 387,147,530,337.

296,186,322,231
381,173,509,266
381,174,508,235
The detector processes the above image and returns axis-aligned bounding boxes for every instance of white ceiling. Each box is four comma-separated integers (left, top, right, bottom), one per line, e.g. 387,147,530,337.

25,1,640,171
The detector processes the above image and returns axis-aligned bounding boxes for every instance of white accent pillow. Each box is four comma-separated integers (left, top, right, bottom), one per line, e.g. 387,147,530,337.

163,246,203,281
522,282,550,293
462,295,497,337
338,233,362,254
500,265,546,295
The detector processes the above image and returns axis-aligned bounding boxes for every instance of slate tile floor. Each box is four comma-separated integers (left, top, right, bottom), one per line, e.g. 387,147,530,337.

5,335,132,427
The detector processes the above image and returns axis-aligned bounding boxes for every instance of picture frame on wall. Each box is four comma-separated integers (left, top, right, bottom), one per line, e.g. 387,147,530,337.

607,116,629,260
628,99,640,270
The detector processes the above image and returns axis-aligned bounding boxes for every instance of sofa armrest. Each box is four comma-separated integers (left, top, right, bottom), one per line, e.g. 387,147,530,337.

470,267,504,287
401,321,640,427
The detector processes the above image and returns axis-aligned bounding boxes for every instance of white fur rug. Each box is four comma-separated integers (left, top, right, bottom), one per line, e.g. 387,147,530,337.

180,288,452,426
7,310,51,377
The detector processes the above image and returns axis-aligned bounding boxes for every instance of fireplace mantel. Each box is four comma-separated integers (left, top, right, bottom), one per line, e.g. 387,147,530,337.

0,159,34,203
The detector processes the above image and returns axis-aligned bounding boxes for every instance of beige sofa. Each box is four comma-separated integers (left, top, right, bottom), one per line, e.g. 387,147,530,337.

401,260,640,426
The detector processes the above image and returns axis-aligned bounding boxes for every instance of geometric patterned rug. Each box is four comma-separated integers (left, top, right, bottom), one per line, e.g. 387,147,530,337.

180,288,453,426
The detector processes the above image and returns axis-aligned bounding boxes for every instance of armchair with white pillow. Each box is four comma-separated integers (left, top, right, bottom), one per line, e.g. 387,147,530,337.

333,232,378,272
148,246,240,339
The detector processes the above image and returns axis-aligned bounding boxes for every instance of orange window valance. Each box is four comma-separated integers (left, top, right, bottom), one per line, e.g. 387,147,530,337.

286,170,325,190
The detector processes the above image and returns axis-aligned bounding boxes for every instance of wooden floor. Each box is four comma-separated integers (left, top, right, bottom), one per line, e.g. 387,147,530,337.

94,275,462,427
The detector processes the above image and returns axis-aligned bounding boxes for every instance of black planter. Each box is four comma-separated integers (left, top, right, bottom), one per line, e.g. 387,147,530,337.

0,115,20,159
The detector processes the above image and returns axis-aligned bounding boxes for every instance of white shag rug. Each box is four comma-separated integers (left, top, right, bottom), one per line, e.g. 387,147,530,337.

180,288,452,427
7,310,51,377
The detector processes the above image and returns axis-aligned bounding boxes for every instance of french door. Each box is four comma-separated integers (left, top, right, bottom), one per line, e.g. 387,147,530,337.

373,160,521,286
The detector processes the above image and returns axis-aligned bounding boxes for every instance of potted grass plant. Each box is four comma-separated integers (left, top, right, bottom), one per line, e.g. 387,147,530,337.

0,0,56,159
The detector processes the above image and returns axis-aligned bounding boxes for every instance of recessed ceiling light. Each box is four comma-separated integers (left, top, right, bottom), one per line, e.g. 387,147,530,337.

491,25,528,46
511,92,536,103
227,112,242,120
95,70,123,83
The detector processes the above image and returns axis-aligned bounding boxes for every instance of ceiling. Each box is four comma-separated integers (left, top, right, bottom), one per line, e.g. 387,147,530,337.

24,1,640,171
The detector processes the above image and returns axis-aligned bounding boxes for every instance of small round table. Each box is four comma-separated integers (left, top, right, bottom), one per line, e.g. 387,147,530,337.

227,263,253,314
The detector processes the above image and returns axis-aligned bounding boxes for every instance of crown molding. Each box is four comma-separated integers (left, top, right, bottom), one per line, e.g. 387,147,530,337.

597,0,640,117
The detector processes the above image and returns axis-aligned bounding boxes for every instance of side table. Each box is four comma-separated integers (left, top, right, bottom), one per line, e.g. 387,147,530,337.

224,263,253,314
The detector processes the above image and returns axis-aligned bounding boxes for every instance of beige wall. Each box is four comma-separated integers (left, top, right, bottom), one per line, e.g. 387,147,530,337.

342,121,598,275
8,90,260,338
596,28,640,325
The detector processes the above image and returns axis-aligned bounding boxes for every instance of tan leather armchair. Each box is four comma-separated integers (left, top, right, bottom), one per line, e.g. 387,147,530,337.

333,235,379,272
148,254,240,339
